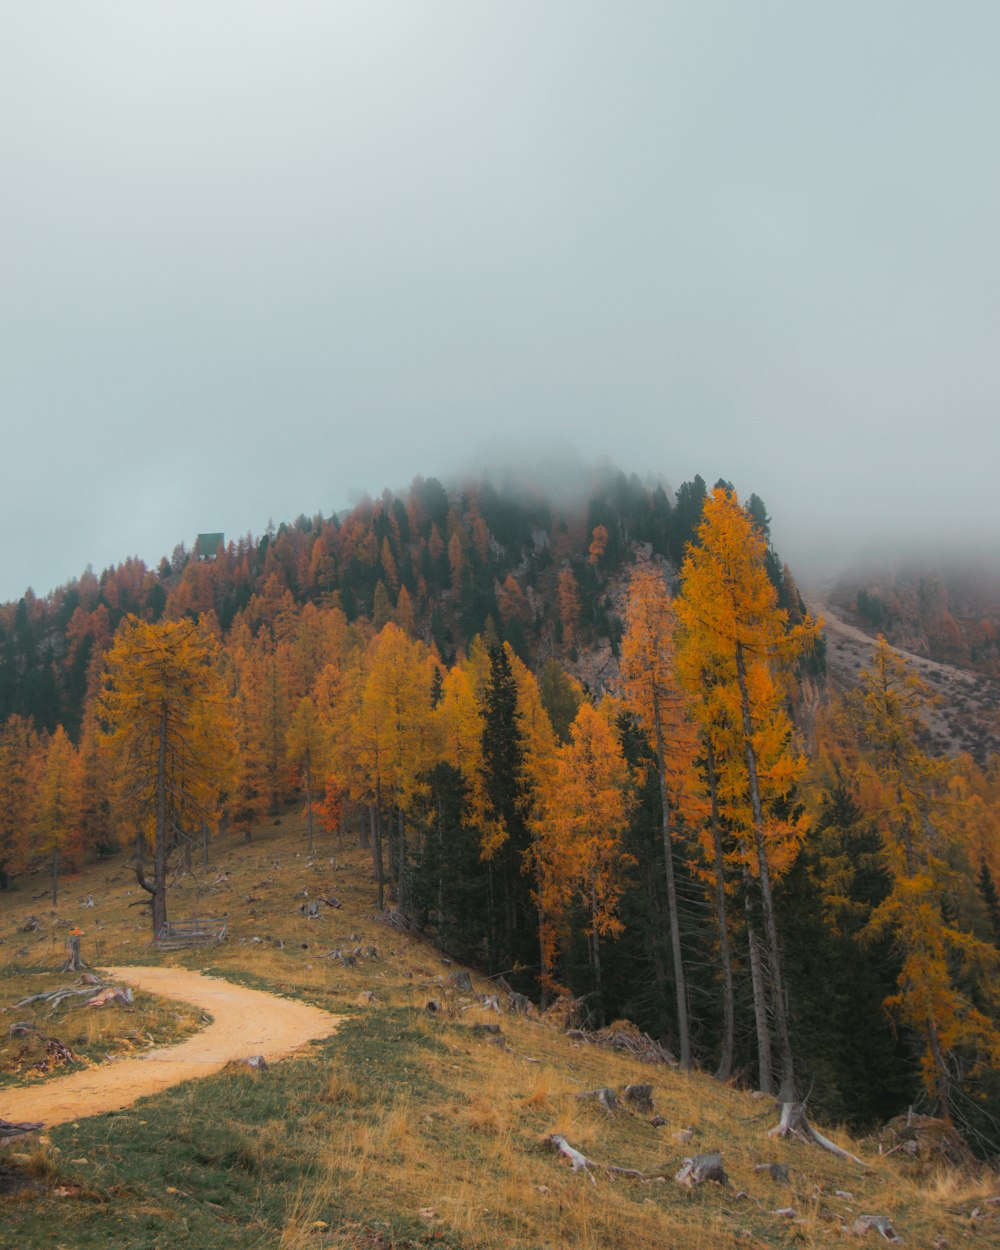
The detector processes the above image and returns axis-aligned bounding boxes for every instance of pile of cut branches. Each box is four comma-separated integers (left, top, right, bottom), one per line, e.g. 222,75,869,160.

566,1019,678,1066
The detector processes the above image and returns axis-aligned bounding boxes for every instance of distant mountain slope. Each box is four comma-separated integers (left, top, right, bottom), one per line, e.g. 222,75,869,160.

829,565,1000,677
807,584,1000,763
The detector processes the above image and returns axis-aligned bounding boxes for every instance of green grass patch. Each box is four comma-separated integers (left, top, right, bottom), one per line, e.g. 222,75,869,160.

0,968,204,1088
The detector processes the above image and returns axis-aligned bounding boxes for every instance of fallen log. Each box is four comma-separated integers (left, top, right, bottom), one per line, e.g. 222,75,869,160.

13,983,109,1010
769,1101,867,1167
0,1118,44,1140
546,1134,672,1185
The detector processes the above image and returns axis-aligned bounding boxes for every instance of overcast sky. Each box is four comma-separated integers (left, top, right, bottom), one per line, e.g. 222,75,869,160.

2,3,998,602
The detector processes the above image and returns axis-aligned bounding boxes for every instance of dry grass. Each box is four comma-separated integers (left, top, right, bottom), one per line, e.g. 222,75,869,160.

1,810,997,1249
0,970,203,1084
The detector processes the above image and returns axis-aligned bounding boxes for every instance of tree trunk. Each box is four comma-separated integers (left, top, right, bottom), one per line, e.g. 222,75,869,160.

745,890,774,1095
304,751,313,855
487,859,498,974
202,820,209,870
50,851,59,908
735,642,795,1101
590,881,603,1027
654,724,691,1070
706,737,735,1082
397,806,407,914
370,801,385,911
151,700,170,938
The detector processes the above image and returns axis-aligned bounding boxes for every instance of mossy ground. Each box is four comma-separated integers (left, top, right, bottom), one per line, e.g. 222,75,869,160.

0,812,996,1248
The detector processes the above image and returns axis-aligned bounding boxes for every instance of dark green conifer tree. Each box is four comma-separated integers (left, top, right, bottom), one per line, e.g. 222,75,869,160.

481,644,535,986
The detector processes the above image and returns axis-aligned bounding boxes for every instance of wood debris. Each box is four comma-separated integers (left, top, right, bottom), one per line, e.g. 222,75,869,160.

546,1134,672,1184
565,1022,677,1066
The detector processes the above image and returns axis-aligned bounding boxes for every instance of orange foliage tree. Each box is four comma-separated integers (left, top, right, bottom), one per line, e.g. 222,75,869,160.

844,639,1000,1119
621,564,699,1069
533,701,634,1013
0,714,39,889
98,617,234,935
677,488,819,1099
34,725,82,906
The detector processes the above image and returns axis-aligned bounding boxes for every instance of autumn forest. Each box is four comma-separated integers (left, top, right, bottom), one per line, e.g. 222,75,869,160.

2,469,999,1156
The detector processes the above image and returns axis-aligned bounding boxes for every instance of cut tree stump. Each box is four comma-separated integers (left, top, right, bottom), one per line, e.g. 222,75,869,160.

675,1152,730,1189
229,1054,268,1072
769,1101,867,1167
577,1087,618,1114
624,1083,654,1114
64,932,84,971
755,1161,790,1183
852,1214,903,1242
448,970,473,993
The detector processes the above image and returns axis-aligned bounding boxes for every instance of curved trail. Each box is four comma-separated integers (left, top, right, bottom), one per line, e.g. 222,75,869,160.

1,966,345,1129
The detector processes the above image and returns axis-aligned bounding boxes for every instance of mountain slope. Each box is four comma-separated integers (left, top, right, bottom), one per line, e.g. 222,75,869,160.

0,812,995,1249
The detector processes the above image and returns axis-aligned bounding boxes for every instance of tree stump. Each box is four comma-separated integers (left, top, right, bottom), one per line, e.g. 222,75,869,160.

64,931,84,972
624,1083,654,1114
675,1152,729,1188
577,1087,618,1114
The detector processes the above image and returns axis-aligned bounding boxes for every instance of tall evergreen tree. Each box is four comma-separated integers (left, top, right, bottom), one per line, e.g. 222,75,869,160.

480,644,534,983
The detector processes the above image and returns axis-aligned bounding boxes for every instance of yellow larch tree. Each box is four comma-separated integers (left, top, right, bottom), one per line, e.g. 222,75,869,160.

620,563,700,1069
354,623,438,911
844,638,1000,1120
558,567,581,646
533,700,634,1010
98,617,235,936
676,487,819,1099
286,695,330,854
34,725,82,907
0,714,40,889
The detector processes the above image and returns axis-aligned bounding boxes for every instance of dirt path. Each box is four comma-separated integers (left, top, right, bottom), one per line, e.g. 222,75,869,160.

1,966,345,1129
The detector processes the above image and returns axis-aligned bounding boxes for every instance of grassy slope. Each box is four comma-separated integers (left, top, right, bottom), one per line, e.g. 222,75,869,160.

0,812,996,1249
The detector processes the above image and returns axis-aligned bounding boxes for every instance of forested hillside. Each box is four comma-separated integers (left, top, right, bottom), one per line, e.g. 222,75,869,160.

832,564,1000,677
1,468,998,1157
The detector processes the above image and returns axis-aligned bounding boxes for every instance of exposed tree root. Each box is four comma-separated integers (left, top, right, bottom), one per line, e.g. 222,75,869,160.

769,1101,867,1167
545,1134,674,1185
